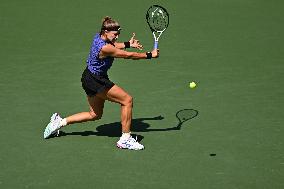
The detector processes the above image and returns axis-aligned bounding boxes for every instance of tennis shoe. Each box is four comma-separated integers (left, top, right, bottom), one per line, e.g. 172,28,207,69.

116,136,144,150
43,113,62,139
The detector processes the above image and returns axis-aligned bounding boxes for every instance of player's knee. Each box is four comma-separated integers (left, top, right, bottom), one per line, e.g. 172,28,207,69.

123,95,133,107
89,112,102,121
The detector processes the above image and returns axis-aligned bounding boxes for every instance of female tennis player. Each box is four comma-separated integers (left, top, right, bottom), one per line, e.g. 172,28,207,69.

44,16,159,150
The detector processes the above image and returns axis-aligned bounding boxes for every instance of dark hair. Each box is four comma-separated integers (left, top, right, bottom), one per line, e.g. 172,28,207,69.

100,16,120,34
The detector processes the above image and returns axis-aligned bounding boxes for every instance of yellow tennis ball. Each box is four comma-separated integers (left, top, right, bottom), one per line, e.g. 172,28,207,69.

189,82,197,88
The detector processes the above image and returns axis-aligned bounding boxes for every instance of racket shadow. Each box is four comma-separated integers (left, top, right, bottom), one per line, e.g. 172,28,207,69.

175,109,199,130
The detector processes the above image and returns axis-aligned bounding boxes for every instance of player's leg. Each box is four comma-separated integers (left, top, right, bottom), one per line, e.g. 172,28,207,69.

64,96,105,125
96,85,132,133
43,96,105,139
96,85,144,150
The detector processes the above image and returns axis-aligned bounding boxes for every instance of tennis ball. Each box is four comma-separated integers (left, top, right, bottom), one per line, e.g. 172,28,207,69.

189,82,197,88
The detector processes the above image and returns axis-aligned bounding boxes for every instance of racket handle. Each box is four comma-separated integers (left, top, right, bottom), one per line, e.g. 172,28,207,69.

154,41,158,49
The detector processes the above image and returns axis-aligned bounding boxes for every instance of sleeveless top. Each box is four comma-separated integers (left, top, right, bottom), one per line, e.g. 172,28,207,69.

86,33,114,76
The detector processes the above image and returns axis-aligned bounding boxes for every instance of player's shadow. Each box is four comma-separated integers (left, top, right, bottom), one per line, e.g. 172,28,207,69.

58,109,199,141
59,115,178,141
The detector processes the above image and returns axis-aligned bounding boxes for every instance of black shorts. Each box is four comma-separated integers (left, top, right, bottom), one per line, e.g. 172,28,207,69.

81,68,115,96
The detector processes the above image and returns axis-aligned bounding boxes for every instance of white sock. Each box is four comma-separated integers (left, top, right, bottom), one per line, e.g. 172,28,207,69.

121,132,131,140
60,118,67,127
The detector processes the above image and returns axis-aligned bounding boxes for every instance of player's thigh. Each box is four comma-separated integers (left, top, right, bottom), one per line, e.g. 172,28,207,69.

87,95,105,117
96,85,132,105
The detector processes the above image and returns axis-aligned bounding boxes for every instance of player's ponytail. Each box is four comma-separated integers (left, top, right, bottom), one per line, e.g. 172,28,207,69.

100,16,120,34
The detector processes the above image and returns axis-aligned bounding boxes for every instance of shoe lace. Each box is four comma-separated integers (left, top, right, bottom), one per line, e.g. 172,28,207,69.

50,113,58,123
127,136,143,147
127,136,138,143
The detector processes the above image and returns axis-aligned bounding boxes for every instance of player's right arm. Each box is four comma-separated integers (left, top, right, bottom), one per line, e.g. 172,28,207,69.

100,44,159,60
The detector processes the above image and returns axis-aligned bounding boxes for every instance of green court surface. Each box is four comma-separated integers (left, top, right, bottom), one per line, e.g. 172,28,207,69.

1,0,284,188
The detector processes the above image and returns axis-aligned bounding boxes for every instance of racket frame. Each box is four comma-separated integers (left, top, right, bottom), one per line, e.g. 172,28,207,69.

152,28,167,49
146,5,169,49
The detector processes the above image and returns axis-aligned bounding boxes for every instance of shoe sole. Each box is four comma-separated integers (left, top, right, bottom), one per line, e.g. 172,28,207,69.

44,128,60,139
116,144,144,150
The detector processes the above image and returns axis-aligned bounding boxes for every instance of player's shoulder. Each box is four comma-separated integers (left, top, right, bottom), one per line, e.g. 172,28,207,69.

101,43,117,53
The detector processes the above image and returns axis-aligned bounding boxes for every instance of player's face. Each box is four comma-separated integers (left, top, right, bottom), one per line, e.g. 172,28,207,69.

106,31,120,42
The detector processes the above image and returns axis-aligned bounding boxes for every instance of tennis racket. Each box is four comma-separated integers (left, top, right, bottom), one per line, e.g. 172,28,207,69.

146,5,169,49
176,109,198,130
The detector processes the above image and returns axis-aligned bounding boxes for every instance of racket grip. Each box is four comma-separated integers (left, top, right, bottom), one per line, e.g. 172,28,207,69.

154,41,158,49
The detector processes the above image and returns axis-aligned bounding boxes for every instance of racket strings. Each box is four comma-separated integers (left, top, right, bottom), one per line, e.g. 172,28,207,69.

146,6,169,32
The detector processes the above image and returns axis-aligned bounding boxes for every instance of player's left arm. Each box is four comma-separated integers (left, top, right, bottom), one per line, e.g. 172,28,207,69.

113,42,126,49
114,33,143,50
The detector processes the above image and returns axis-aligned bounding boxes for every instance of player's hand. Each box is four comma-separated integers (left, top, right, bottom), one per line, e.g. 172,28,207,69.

155,115,164,120
151,48,159,58
129,33,143,50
